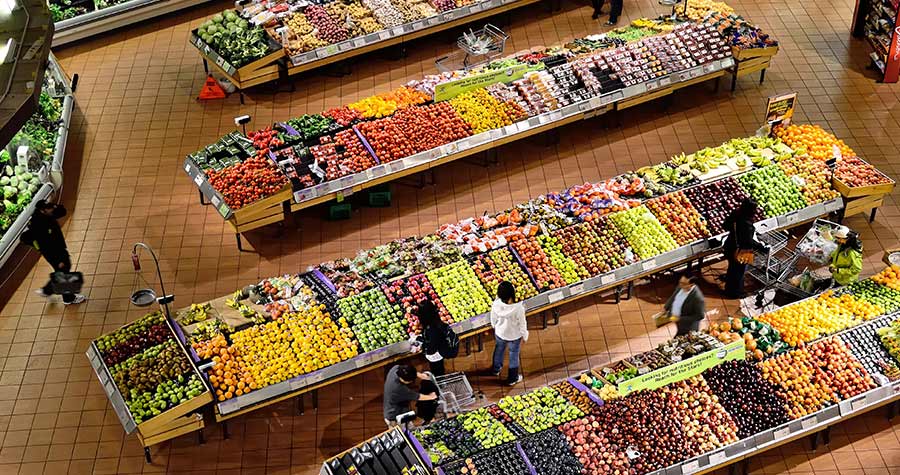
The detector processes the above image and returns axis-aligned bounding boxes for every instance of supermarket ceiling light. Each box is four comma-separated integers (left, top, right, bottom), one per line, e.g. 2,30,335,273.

0,38,16,64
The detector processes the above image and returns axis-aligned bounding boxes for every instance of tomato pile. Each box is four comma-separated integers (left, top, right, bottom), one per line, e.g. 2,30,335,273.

247,127,284,157
310,129,377,180
357,102,472,162
207,156,287,209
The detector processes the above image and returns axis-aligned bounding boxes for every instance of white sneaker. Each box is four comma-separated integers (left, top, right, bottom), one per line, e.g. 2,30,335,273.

64,294,87,305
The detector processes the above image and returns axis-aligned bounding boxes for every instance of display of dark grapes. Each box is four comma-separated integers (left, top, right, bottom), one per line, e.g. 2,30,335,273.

842,314,900,379
521,429,583,475
682,177,763,235
702,360,791,438
440,443,528,475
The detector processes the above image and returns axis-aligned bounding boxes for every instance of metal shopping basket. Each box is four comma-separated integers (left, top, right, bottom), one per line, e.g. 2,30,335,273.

747,230,794,288
430,372,481,417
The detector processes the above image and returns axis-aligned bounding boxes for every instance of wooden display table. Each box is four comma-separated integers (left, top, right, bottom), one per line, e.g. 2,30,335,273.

833,160,895,222
729,46,778,91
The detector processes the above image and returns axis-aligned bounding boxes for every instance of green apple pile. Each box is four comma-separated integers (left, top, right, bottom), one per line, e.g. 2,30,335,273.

609,206,678,259
497,386,584,434
471,247,537,300
737,166,807,218
457,407,516,448
337,288,407,353
426,262,492,322
127,374,206,424
845,279,900,313
537,234,590,284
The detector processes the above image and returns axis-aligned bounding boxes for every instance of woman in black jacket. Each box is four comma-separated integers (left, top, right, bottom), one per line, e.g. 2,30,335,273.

722,199,767,298
417,300,449,376
20,200,85,304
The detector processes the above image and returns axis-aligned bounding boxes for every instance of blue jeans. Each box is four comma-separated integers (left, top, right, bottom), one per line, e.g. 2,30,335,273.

492,336,521,372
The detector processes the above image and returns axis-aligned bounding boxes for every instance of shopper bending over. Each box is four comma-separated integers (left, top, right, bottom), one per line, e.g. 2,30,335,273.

416,300,459,377
383,364,438,428
20,200,85,304
830,226,863,286
722,199,767,299
489,281,528,386
664,274,706,336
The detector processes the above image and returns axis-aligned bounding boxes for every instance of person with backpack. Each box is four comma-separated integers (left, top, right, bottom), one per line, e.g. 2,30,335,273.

416,300,458,376
489,281,528,386
20,200,85,305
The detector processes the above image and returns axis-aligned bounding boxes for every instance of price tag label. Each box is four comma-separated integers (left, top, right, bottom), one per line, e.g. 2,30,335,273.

489,128,503,140
388,161,405,173
681,460,700,474
538,114,551,124
600,273,615,285
550,111,563,121
839,400,853,415
645,80,657,91
443,142,459,155
852,398,868,411
353,38,366,48
547,291,565,303
289,377,307,390
307,371,325,385
194,175,204,186
378,30,391,40
773,427,790,439
457,138,472,150
427,16,441,25
641,258,656,271
184,163,191,173
470,3,482,12
364,169,375,180
569,283,584,294
504,124,518,135
443,11,456,20
659,76,671,87
211,196,221,207
704,63,715,73
340,176,355,187
516,121,529,132
589,97,603,109
708,451,726,465
325,45,339,56
391,26,404,36
371,165,386,177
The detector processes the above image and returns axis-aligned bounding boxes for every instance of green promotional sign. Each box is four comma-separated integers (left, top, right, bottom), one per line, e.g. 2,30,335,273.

433,64,544,102
617,339,746,396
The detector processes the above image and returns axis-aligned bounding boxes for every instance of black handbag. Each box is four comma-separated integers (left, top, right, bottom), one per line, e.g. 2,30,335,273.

49,271,83,294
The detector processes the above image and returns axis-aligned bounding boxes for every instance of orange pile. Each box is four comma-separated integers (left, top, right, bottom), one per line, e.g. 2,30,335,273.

194,334,257,401
774,124,855,161
872,265,900,291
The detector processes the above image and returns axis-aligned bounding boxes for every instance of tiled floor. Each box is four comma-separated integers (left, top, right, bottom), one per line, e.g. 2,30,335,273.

0,0,897,473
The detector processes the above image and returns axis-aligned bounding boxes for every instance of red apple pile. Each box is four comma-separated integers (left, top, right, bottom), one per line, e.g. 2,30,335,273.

510,238,567,291
835,156,893,188
807,336,875,400
471,247,538,300
382,274,453,334
646,191,710,245
659,378,740,455
552,218,630,276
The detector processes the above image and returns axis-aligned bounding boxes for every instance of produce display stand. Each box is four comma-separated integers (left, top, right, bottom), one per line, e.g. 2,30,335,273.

86,313,214,462
189,57,738,249
728,45,778,91
0,54,75,270
190,0,543,97
52,0,217,46
832,157,896,222
324,309,900,475
197,194,845,425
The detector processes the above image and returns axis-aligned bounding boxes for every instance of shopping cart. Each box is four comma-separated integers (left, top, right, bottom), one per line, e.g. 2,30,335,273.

435,24,509,72
430,371,482,418
747,221,839,310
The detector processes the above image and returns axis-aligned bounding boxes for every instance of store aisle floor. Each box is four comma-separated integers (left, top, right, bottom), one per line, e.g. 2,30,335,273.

0,0,897,473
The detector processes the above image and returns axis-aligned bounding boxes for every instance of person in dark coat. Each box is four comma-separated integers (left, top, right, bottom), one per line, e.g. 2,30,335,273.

664,274,705,335
722,199,767,299
591,0,622,24
417,300,449,376
20,200,85,304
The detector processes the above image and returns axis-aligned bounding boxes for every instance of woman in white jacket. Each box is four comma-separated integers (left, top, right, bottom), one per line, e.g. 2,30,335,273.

489,281,528,386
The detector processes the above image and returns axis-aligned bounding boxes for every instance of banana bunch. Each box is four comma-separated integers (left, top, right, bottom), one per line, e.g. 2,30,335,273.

179,303,211,325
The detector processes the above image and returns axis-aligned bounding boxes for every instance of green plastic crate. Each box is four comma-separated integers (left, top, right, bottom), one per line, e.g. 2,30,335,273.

367,185,392,207
328,203,352,220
